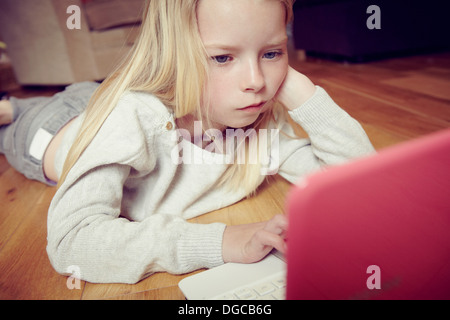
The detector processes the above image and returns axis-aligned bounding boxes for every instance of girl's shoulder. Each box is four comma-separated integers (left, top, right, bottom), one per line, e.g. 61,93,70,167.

117,90,172,117
110,90,174,134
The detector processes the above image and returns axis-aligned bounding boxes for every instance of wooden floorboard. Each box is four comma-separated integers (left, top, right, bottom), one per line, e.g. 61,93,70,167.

1,51,449,299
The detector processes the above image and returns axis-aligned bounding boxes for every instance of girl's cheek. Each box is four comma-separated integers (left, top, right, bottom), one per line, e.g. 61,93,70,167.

272,66,289,94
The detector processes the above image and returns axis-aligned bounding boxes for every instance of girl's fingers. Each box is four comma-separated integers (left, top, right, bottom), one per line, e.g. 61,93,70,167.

253,229,287,254
250,215,288,258
263,214,288,237
223,214,289,264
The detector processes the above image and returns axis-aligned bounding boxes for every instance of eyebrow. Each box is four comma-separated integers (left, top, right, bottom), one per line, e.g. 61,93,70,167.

204,37,288,51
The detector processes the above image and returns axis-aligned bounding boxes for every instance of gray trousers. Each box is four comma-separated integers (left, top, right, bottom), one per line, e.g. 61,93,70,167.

0,82,99,185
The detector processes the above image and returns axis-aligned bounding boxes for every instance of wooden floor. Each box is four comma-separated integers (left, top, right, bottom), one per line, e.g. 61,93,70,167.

1,51,449,300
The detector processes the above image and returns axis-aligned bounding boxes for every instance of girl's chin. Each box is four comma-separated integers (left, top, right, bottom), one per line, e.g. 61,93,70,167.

219,117,260,130
207,100,274,129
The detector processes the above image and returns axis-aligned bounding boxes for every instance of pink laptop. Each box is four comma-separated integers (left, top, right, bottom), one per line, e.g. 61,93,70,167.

286,129,450,299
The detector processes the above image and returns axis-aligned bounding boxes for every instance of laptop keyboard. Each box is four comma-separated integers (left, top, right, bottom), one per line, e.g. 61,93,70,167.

179,249,286,300
210,272,286,300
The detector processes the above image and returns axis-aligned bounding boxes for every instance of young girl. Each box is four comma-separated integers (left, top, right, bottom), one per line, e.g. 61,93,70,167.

0,0,374,284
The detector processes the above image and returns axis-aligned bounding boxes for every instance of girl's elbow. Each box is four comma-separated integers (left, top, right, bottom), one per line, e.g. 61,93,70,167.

46,242,72,277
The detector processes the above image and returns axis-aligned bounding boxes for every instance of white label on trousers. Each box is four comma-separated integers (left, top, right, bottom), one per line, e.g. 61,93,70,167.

29,128,54,161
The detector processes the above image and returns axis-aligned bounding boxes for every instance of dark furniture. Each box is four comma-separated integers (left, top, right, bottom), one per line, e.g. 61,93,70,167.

292,0,450,62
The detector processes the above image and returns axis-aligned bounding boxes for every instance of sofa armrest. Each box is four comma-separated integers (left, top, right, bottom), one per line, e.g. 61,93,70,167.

0,0,98,85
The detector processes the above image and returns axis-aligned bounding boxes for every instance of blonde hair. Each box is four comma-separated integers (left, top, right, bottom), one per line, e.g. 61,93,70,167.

58,0,296,196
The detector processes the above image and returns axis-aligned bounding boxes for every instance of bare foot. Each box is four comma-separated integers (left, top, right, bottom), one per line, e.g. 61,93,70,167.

0,100,13,125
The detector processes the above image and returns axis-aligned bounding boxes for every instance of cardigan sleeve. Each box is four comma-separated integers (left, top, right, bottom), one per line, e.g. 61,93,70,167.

46,96,225,284
47,163,225,284
277,86,375,183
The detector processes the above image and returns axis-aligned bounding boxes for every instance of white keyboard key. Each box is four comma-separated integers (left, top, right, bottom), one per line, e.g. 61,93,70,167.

234,288,258,300
213,293,237,300
272,288,285,300
256,294,276,300
253,282,276,296
272,275,286,288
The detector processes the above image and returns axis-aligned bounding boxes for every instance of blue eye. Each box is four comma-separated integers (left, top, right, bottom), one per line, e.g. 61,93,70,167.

212,55,232,64
263,51,282,60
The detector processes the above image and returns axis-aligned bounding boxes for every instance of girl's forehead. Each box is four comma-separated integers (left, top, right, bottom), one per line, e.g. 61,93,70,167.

197,0,285,22
197,0,287,46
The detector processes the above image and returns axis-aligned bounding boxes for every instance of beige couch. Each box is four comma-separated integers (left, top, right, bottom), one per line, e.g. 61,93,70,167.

0,0,145,85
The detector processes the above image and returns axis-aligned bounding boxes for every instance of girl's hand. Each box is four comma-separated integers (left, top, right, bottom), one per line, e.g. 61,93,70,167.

276,66,316,111
222,214,288,264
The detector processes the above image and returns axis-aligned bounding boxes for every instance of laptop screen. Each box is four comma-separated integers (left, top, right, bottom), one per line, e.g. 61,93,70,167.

286,129,450,299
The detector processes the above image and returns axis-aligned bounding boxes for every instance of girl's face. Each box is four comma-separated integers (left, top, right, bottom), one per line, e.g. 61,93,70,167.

197,0,289,129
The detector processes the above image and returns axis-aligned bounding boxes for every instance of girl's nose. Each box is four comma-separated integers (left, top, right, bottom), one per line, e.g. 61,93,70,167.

241,59,265,93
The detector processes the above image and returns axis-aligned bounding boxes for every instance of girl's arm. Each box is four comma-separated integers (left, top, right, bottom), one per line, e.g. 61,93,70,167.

47,161,226,284
276,66,375,183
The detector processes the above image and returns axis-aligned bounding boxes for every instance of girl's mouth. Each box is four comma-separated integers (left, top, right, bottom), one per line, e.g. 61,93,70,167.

238,101,266,113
